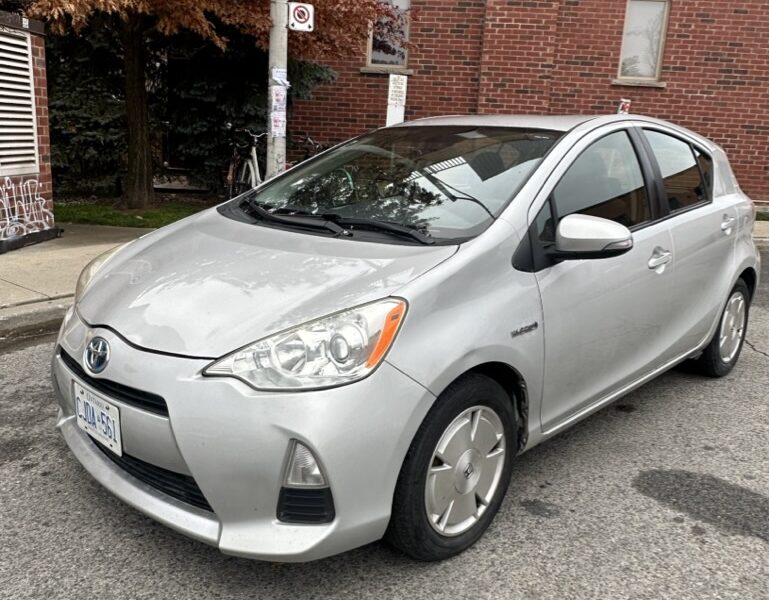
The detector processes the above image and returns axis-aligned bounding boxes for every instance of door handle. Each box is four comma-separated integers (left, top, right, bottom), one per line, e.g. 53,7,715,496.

648,248,672,270
721,216,736,234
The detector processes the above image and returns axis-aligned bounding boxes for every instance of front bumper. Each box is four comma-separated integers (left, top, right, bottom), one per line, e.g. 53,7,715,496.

52,309,435,562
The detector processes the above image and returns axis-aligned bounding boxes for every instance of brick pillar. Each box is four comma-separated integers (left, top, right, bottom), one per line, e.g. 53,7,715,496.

477,0,559,114
31,34,53,209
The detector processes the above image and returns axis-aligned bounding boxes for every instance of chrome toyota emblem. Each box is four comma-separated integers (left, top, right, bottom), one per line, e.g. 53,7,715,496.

85,337,110,374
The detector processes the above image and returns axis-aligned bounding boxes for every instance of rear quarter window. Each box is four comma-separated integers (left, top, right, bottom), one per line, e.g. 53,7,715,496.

693,146,714,195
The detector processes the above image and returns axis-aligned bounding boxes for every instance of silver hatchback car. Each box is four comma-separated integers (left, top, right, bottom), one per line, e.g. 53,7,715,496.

52,114,760,562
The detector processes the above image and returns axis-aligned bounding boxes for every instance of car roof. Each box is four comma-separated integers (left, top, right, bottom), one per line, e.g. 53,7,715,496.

394,114,599,132
393,113,718,150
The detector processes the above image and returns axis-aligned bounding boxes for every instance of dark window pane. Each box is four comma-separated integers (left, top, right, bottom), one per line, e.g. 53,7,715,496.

644,130,708,211
552,131,651,228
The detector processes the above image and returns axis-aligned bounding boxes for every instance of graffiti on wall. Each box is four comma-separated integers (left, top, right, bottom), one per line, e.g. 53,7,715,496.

0,177,54,241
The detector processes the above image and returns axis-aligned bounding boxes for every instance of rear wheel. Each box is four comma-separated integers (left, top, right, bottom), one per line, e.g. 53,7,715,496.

694,279,750,377
386,373,517,561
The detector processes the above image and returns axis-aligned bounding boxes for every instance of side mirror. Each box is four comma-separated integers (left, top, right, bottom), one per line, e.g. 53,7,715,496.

551,214,633,260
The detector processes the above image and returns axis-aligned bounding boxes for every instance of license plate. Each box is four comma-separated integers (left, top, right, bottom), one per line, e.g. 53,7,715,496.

74,382,122,456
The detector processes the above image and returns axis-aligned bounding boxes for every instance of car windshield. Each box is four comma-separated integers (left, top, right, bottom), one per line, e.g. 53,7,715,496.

235,125,562,242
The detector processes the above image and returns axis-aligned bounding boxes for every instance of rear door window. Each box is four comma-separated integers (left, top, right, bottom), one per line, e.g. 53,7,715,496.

693,146,713,196
643,130,711,212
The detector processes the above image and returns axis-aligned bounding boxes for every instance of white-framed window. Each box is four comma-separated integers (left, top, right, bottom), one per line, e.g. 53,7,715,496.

617,0,670,82
367,0,410,69
0,27,39,177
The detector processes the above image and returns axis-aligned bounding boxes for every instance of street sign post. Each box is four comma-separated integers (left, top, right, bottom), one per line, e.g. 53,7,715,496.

266,0,289,179
386,73,408,126
267,2,315,178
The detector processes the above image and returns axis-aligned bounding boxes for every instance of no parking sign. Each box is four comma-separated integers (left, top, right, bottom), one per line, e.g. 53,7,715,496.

288,3,314,32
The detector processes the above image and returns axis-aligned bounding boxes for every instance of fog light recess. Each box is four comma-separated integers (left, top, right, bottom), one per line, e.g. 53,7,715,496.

277,441,335,524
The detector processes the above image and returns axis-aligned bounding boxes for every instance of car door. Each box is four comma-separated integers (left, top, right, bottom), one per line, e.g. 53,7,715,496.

527,127,677,433
639,128,737,355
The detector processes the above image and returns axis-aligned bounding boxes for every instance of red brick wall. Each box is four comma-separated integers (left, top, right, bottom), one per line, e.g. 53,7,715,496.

406,0,487,118
290,0,488,142
478,0,558,112
290,0,769,201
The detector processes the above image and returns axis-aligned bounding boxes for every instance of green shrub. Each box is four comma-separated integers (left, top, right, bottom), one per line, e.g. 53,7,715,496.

46,22,336,196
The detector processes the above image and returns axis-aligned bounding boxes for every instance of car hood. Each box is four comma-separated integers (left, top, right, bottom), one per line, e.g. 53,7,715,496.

77,208,457,358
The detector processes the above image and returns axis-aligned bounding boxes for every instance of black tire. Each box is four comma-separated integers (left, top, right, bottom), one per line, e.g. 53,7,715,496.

694,278,751,377
385,373,518,561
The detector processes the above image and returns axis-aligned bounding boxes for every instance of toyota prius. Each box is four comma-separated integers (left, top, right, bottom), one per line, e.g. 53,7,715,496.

52,114,760,561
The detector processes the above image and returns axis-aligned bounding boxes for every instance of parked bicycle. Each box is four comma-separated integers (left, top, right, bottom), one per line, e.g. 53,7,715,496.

225,123,267,198
300,134,331,160
285,134,332,170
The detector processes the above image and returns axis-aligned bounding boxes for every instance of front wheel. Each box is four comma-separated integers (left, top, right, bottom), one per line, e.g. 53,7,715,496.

386,373,518,561
231,160,257,198
694,278,750,377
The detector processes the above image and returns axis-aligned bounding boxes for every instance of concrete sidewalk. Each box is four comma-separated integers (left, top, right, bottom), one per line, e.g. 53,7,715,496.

0,220,767,346
0,223,152,343
755,219,769,249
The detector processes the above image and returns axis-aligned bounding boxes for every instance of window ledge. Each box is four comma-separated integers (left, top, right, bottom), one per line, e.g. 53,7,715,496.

611,78,667,88
359,66,414,76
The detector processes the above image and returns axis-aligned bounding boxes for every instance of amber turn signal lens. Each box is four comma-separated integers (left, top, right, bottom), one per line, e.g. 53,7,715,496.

366,301,406,368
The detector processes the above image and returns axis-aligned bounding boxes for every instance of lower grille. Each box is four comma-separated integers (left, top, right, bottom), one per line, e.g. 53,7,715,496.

277,487,335,524
92,439,213,512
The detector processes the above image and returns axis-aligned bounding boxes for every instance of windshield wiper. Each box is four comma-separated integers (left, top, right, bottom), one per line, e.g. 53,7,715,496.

422,173,495,219
390,154,495,219
263,206,434,245
243,199,348,237
322,215,435,245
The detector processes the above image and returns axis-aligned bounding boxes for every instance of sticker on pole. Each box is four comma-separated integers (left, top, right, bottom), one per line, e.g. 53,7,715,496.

288,3,314,32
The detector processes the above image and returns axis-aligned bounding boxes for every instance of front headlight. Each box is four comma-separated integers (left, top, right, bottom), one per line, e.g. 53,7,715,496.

204,298,407,390
74,243,127,303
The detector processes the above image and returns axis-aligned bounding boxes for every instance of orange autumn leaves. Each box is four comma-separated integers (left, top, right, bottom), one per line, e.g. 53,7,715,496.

27,0,396,59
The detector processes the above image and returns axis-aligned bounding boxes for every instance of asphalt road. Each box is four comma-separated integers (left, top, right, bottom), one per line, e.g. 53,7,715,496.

1,254,767,600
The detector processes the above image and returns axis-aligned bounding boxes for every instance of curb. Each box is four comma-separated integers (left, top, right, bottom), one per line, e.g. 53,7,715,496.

753,220,768,249
0,297,72,347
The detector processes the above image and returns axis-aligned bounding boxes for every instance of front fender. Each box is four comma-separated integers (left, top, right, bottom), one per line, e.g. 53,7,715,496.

387,220,545,453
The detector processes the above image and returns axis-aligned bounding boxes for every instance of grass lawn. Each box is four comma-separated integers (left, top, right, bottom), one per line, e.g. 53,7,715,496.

756,211,768,221
54,200,214,228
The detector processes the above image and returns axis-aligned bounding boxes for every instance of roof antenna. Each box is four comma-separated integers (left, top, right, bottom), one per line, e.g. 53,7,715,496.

617,98,632,114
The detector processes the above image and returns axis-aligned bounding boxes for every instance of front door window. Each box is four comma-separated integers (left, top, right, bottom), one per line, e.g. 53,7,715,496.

552,131,651,228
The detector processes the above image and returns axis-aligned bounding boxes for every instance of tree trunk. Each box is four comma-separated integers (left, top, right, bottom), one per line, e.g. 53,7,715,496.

122,14,154,209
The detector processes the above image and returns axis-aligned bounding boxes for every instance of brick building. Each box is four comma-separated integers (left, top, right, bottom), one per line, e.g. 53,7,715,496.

291,0,769,203
0,10,53,254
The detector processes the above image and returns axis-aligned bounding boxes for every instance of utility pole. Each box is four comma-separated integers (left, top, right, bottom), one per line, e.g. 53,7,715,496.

266,0,289,179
